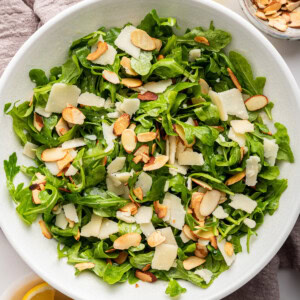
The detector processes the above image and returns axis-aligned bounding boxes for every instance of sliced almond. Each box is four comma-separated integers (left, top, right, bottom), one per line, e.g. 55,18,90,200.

121,129,137,153
57,152,74,171
154,201,167,218
55,117,69,136
75,262,95,271
200,190,221,216
183,256,206,270
135,270,157,283
195,243,208,258
191,192,205,221
173,124,195,148
87,41,108,61
269,18,288,31
255,10,268,20
113,113,131,136
120,57,138,76
113,232,142,250
33,113,44,132
103,70,120,84
227,68,242,92
157,54,164,60
32,189,41,204
133,187,143,200
286,1,300,12
210,236,218,250
129,123,136,130
142,264,151,272
183,224,197,241
191,178,212,191
62,105,85,125
121,78,143,88
194,36,210,45
264,1,282,13
141,153,150,163
199,79,210,95
147,230,166,247
151,143,156,155
143,155,169,171
32,173,46,185
225,170,246,186
41,148,67,162
138,91,158,101
131,29,156,51
134,145,149,156
137,132,157,142
152,38,162,52
133,155,143,164
114,251,128,264
224,242,234,256
245,95,269,111
119,202,138,215
38,220,52,239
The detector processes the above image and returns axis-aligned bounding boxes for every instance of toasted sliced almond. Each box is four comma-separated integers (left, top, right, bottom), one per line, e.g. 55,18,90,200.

120,57,138,76
191,178,212,191
152,38,162,52
75,262,95,271
224,242,234,256
133,155,143,164
114,251,128,264
269,18,288,31
174,124,195,148
199,79,210,95
151,143,156,155
157,54,164,60
138,91,158,101
32,173,46,185
113,113,131,136
142,264,151,272
62,105,85,125
119,202,138,215
225,171,246,186
200,190,221,216
147,230,166,247
131,29,156,51
255,10,268,20
227,68,242,92
41,148,67,162
33,113,44,132
191,192,205,221
137,132,157,142
32,189,41,204
183,224,197,241
129,123,136,130
55,117,69,136
121,129,137,153
210,236,218,250
135,270,157,283
194,36,209,45
87,41,108,61
245,95,269,111
264,1,282,13
39,220,52,239
154,201,167,218
183,256,206,270
141,153,150,163
57,152,74,171
134,145,149,156
133,187,143,200
286,1,300,12
103,70,120,84
143,155,169,171
113,232,142,249
121,78,143,88
195,243,208,258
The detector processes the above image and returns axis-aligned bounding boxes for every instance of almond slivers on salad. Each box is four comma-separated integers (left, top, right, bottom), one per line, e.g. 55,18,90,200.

4,10,294,297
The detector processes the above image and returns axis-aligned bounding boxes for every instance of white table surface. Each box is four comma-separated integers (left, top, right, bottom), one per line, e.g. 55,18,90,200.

0,0,300,299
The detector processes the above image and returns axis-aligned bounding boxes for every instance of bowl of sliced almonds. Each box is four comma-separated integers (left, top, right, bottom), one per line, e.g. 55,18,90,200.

240,0,300,39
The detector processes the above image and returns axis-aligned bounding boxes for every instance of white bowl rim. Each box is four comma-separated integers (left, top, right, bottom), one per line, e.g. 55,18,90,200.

0,0,299,299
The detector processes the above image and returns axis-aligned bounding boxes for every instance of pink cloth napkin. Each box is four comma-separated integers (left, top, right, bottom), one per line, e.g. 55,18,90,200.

0,1,299,299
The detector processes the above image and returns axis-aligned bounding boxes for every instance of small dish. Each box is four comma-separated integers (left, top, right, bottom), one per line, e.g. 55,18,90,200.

240,0,300,40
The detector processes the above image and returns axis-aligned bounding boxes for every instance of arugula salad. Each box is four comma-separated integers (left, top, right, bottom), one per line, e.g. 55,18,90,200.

4,10,294,297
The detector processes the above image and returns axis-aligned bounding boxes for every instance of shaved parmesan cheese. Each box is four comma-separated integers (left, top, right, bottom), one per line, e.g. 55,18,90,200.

98,218,119,239
91,38,117,65
55,213,68,229
219,88,248,120
116,211,135,223
166,137,170,158
104,98,113,109
209,90,228,121
162,193,185,230
217,238,236,266
45,162,60,175
243,218,256,229
212,206,228,219
263,138,278,166
168,136,177,164
229,194,257,213
178,151,204,166
106,176,125,195
175,141,185,160
135,172,152,195
35,107,52,118
187,177,192,190
84,134,97,141
228,127,246,147
69,149,77,159
245,156,261,186
45,83,81,113
164,180,169,192
151,244,178,271
185,117,195,126
114,25,141,59
65,164,78,176
63,203,78,223
107,157,126,174
81,214,103,237
120,98,140,117
230,120,254,134
107,112,121,119
198,239,209,246
157,227,177,246
102,122,116,152
195,269,213,284
111,171,133,183
180,231,190,243
189,49,201,62
169,162,188,176
143,79,172,94
134,206,153,224
77,92,105,107
140,222,155,238
61,138,86,149
23,142,38,159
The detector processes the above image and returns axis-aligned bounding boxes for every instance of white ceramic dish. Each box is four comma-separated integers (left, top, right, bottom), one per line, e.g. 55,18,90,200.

0,0,299,299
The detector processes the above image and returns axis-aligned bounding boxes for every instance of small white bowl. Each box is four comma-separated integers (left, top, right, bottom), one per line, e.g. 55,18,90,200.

0,0,300,299
240,0,300,40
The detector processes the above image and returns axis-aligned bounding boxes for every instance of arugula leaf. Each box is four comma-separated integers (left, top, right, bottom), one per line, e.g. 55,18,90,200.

131,52,153,75
4,153,20,200
165,279,187,297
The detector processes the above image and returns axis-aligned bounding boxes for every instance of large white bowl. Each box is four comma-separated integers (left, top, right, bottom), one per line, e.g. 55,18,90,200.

0,0,299,299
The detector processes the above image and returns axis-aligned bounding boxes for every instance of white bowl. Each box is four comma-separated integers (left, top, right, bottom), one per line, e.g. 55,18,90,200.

0,0,299,299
